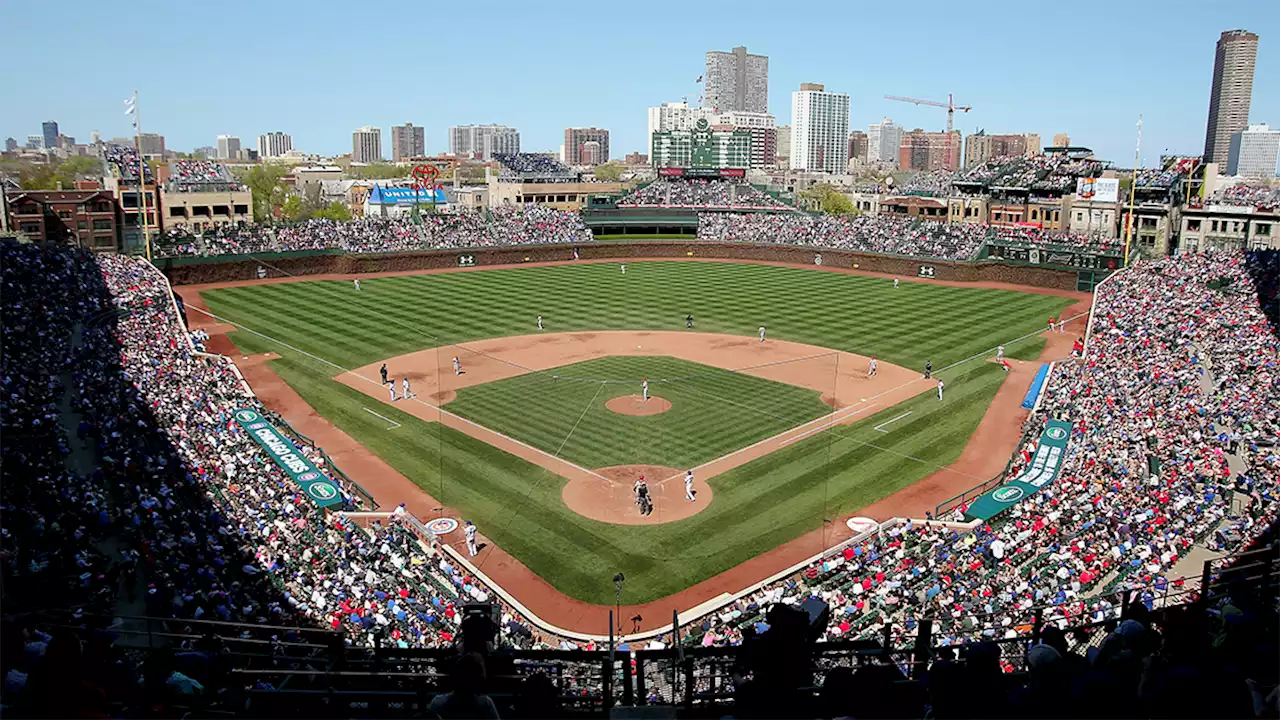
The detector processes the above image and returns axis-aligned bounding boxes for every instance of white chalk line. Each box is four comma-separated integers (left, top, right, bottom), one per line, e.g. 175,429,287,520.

873,411,913,433
362,407,402,429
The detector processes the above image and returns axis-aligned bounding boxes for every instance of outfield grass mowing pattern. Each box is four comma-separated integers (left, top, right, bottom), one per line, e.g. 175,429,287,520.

202,261,1072,372
447,356,832,469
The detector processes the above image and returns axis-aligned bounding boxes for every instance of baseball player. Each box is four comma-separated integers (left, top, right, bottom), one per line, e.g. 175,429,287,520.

869,357,878,377
354,279,361,291
388,381,398,402
634,477,652,516
537,314,544,331
1047,316,1055,333
1057,318,1066,333
452,356,462,375
642,378,649,402
684,470,696,502
924,360,933,379
894,278,900,289
685,313,694,329
380,363,388,384
402,377,412,399
1001,359,1012,374
937,379,945,401
464,521,478,556
996,345,1005,362
621,264,627,275
759,326,767,343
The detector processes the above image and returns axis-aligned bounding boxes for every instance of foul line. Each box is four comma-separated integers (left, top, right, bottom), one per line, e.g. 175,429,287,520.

780,404,880,447
873,411,913,433
362,407,402,429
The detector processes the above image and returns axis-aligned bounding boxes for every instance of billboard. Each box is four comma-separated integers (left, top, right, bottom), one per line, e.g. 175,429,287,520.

367,185,447,206
1075,177,1120,204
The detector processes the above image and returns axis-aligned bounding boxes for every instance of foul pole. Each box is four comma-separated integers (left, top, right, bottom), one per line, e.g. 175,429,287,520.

1122,115,1142,267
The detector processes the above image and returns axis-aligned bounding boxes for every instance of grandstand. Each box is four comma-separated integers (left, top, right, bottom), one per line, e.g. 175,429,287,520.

166,159,245,193
492,152,577,182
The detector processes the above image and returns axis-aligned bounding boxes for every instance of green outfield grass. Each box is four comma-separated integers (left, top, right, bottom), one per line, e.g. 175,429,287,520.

447,356,831,469
203,261,1073,605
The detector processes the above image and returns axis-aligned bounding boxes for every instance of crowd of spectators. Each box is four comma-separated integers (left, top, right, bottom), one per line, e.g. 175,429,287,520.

167,159,243,192
686,251,1279,656
953,155,1106,196
155,208,593,257
103,144,153,184
899,171,955,197
492,153,573,177
1203,184,1280,210
616,179,793,210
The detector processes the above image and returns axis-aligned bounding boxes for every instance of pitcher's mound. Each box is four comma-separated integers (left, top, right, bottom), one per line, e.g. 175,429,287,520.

606,394,671,416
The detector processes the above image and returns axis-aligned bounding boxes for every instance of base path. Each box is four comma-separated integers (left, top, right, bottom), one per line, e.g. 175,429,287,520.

178,262,1091,638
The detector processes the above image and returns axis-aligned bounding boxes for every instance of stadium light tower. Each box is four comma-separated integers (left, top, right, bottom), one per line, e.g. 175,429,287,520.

884,94,972,133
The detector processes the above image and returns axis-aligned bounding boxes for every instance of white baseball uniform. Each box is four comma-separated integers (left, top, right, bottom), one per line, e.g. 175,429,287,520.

642,380,649,401
464,524,478,556
759,326,766,343
453,357,461,375
937,379,945,401
621,264,626,275
354,279,361,291
402,378,411,398
996,345,1005,361
389,383,397,402
869,358,878,377
894,278,899,288
684,471,695,501
537,314,544,330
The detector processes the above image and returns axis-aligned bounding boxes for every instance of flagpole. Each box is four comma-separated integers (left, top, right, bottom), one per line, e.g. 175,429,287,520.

132,91,152,261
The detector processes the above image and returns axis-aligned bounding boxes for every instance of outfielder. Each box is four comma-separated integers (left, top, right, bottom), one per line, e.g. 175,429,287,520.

894,278,900,289
684,470,696,502
759,326,767,343
937,379,945,401
464,521,478,556
621,264,627,275
642,378,649,402
869,357,878,377
537,314,544,331
402,377,412,399
453,356,462,375
354,279,361,291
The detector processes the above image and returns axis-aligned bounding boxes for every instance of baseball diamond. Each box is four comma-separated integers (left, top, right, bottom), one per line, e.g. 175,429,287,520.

186,258,1081,611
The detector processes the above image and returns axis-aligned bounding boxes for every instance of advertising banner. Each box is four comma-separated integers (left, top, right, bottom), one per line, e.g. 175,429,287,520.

233,408,345,508
1075,177,1120,204
965,420,1072,521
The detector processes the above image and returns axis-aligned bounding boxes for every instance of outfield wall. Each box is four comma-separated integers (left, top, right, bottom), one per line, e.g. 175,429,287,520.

155,241,1081,291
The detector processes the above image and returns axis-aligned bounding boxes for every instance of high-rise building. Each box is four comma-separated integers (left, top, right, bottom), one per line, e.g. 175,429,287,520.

790,83,849,173
704,46,769,114
4,137,17,152
352,126,382,163
26,135,42,150
42,121,58,152
216,135,241,160
899,129,962,171
1203,29,1259,165
89,131,100,145
1052,133,1071,148
775,124,791,164
563,127,610,166
448,124,519,160
964,132,1041,167
136,133,166,158
257,132,292,158
391,123,426,161
710,112,776,168
848,131,869,164
1227,123,1280,177
867,119,902,167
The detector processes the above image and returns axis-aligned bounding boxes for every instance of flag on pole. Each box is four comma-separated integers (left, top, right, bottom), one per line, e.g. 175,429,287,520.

124,94,137,127
695,75,702,83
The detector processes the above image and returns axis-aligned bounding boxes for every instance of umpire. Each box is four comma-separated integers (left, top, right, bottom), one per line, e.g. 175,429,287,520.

924,360,932,379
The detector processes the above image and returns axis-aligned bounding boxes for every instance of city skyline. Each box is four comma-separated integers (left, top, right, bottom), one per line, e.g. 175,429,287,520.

1,0,1276,167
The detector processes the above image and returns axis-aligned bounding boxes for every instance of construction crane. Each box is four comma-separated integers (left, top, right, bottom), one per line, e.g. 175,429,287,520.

884,94,971,133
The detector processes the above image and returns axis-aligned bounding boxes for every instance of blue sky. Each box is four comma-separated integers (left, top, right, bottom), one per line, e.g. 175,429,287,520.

1,0,1276,166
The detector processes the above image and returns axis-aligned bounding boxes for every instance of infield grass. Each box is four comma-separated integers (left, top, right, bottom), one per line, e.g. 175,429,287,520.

447,356,831,469
204,261,1073,605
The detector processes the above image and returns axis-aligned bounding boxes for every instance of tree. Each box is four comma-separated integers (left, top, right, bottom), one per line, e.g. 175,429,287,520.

313,202,352,222
280,195,306,222
18,156,105,190
593,162,625,182
241,165,291,221
799,184,859,216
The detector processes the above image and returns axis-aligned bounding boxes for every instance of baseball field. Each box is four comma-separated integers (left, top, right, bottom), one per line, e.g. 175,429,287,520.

194,260,1074,607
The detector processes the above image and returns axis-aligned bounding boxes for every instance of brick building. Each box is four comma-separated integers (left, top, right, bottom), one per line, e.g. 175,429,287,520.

899,130,961,171
5,190,122,251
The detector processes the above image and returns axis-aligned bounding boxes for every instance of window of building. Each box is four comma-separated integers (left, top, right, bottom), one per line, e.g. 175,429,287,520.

1140,217,1157,229
169,207,188,218
1257,223,1271,236
234,204,249,215
77,221,87,230
19,222,41,234
1211,220,1219,232
95,201,112,213
57,209,72,219
1188,219,1201,232
94,235,115,249
93,219,112,230
193,206,211,217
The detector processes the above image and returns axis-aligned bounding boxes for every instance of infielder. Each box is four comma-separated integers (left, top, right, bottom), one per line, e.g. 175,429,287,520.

869,357,878,377
996,345,1005,362
537,314,544,331
464,521,478,556
937,379,945,401
642,378,649,402
402,377,412,399
452,356,462,375
354,279,361,291
684,470,696,502
388,382,398,402
894,278,900,289
758,326,767,343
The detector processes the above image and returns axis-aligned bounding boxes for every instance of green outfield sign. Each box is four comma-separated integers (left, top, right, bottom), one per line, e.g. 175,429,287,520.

233,408,344,508
965,419,1072,521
